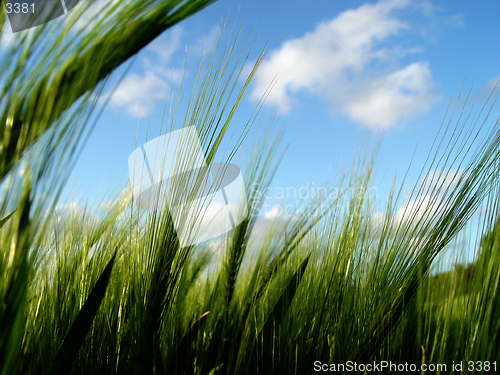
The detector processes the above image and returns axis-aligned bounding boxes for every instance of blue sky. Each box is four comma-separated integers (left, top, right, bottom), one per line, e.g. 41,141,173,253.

2,0,499,263
65,0,498,200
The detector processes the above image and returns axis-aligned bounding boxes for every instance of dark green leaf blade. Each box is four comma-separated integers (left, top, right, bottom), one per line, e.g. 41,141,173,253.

262,254,310,335
0,211,15,229
49,250,118,375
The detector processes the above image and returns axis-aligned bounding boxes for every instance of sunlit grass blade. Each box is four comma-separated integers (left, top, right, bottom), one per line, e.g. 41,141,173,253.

0,211,14,229
1,0,216,180
0,174,31,375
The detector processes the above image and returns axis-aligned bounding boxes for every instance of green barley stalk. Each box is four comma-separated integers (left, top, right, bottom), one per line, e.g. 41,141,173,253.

2,0,500,373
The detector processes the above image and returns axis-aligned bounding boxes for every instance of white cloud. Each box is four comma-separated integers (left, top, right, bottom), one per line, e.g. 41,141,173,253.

251,0,440,129
420,168,464,193
475,75,500,103
342,62,437,128
145,26,184,68
484,75,500,93
264,205,283,220
189,24,221,56
105,26,188,117
370,211,387,232
107,71,169,117
55,201,83,219
370,169,466,236
369,193,445,236
395,193,444,226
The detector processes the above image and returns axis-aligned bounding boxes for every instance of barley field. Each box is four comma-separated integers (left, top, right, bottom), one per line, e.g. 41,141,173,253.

1,1,499,374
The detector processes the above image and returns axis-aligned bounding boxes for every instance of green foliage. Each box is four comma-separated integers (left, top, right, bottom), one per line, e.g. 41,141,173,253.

49,249,118,375
1,1,500,374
